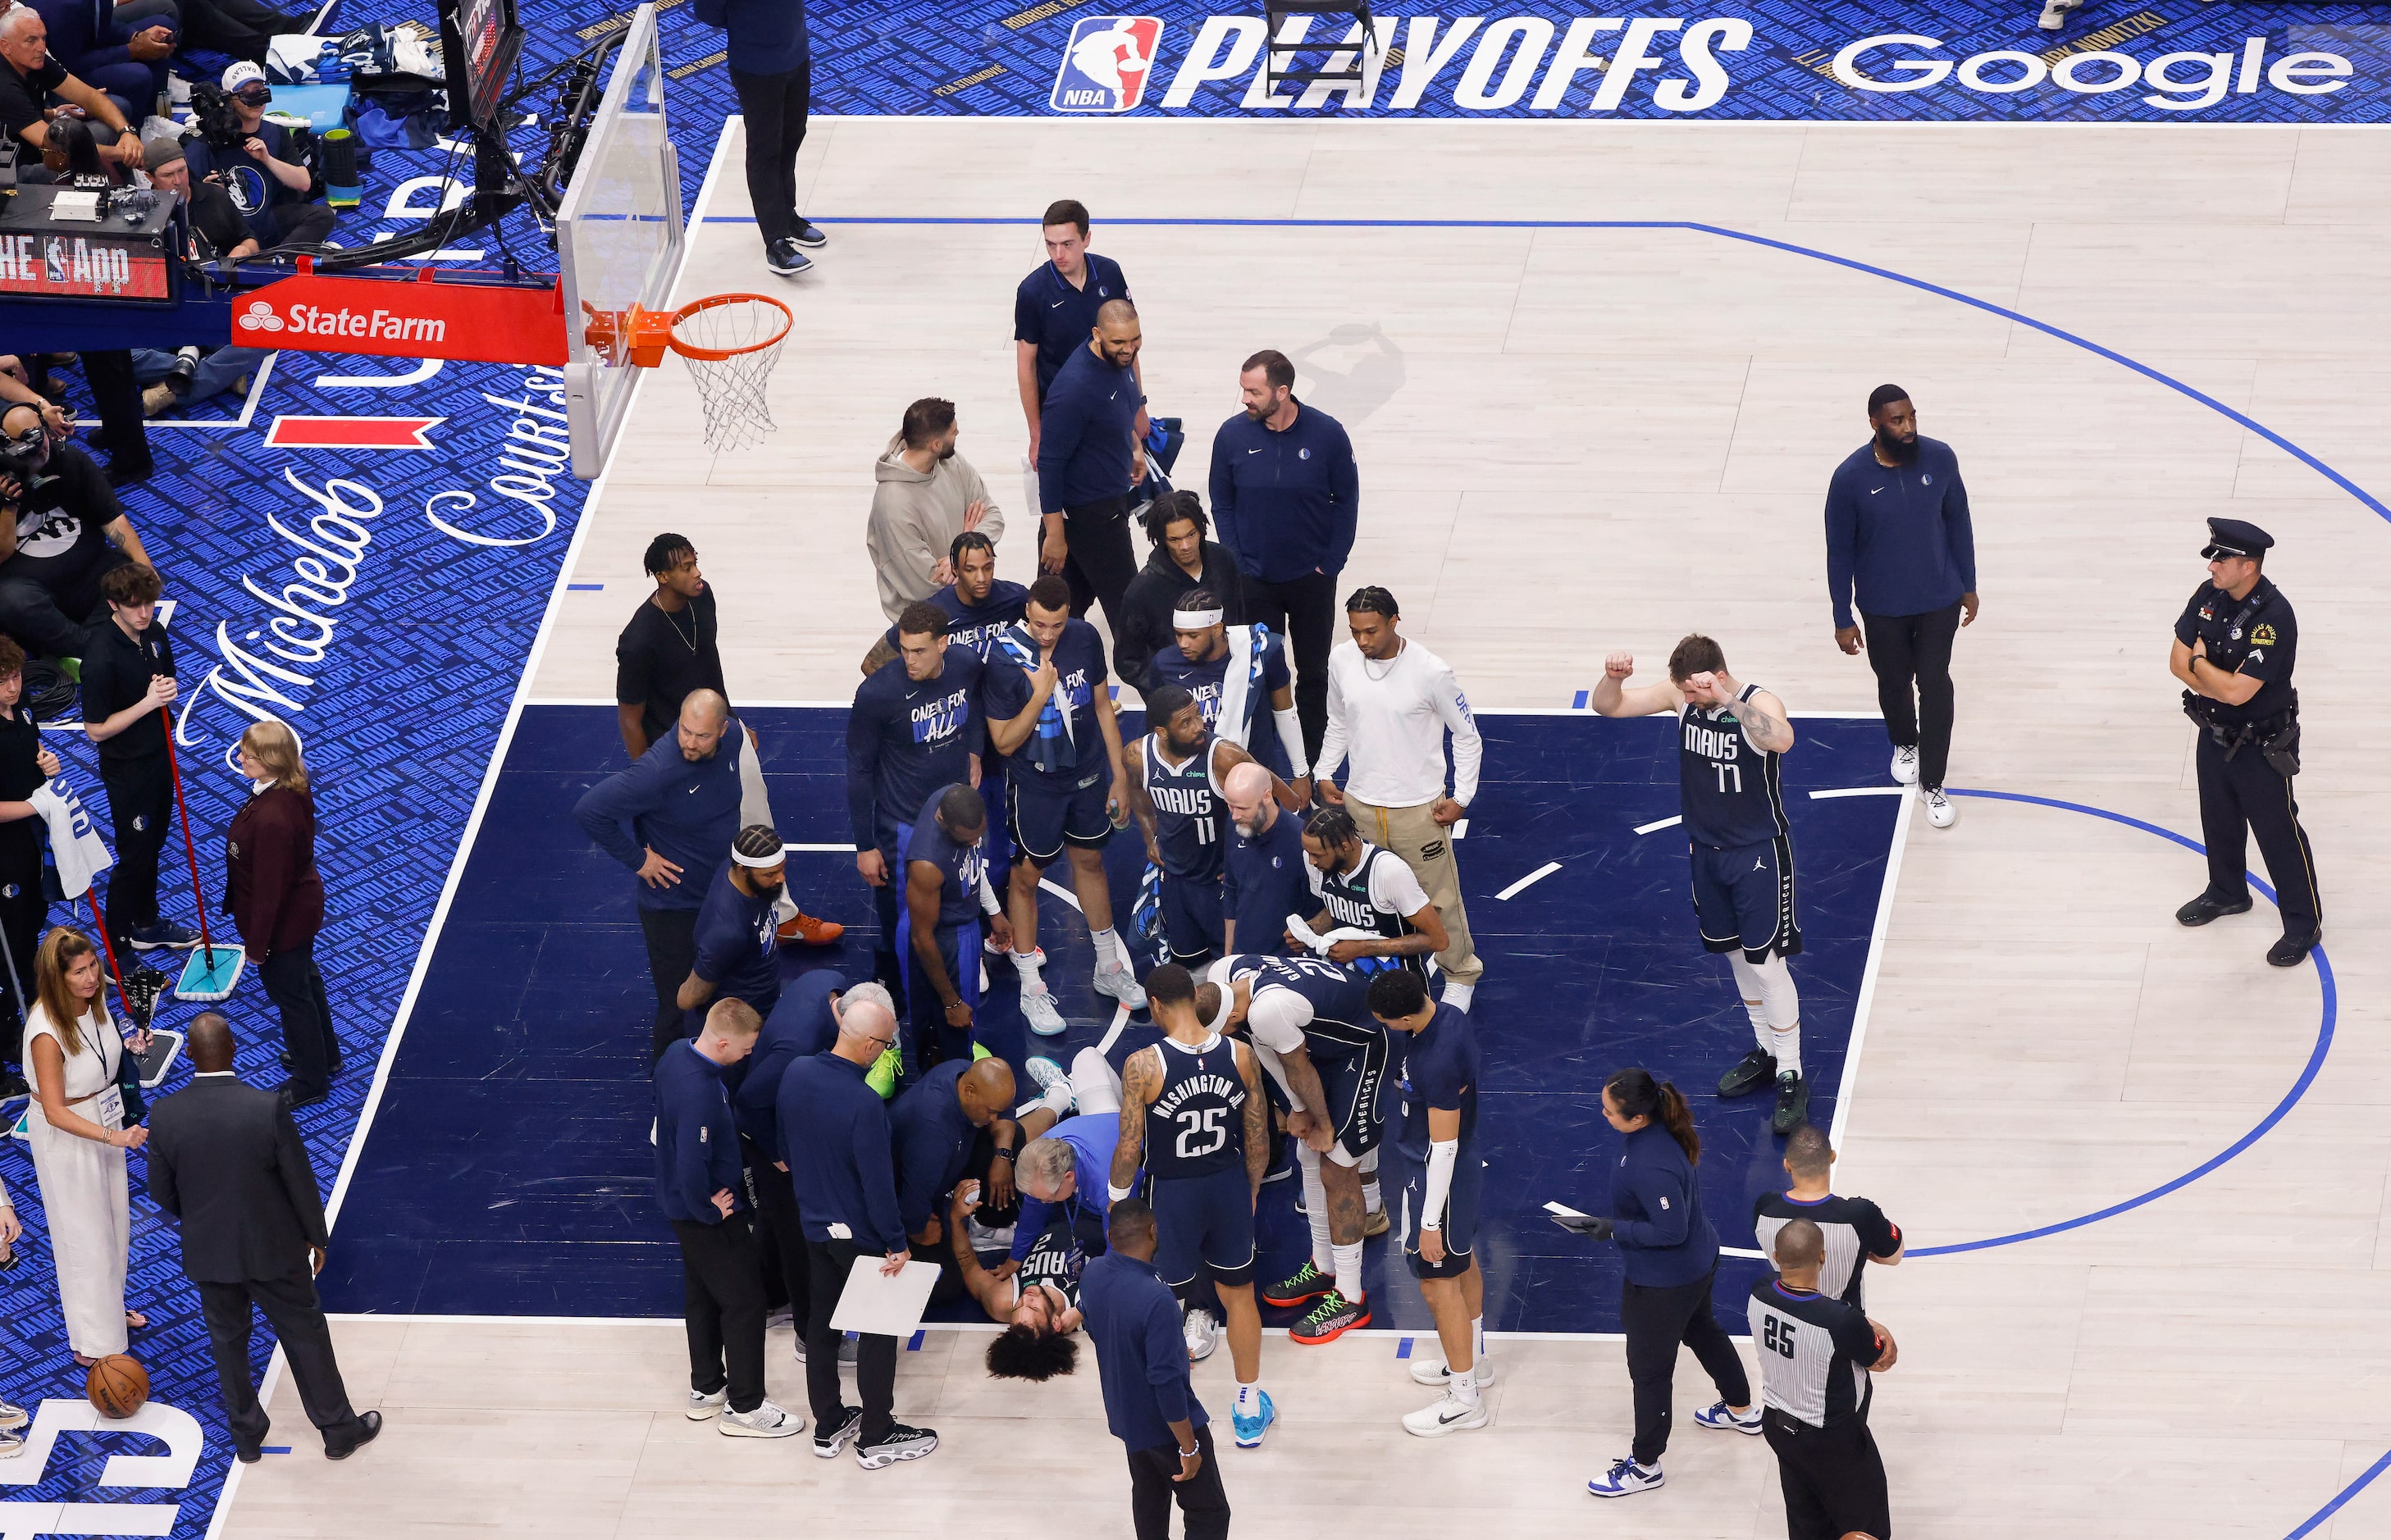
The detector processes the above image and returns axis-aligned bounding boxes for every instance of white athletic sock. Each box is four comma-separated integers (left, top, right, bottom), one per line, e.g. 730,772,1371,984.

1013,950,1045,994
1441,981,1474,1012
1452,1370,1481,1406
1236,1380,1258,1410
1471,1314,1485,1364
1727,955,1771,1055
1331,1241,1364,1303
1028,1082,1072,1119
1300,1151,1334,1274
1090,926,1124,971
1362,1178,1382,1214
1771,1020,1802,1078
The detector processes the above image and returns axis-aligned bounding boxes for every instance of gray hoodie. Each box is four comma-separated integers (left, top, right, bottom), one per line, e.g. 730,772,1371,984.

865,435,1006,621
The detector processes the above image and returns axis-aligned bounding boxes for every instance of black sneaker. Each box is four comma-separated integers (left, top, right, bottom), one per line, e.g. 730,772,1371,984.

790,218,827,248
764,237,812,277
1770,1071,1809,1136
2267,930,2320,968
856,1422,937,1469
1288,1289,1371,1345
1261,1258,1334,1310
276,1080,328,1111
1717,1048,1775,1099
811,1406,863,1460
2176,892,2253,927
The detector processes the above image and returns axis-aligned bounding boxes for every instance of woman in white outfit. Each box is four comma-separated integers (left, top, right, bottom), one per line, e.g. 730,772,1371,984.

0,1174,28,1455
24,925,149,1365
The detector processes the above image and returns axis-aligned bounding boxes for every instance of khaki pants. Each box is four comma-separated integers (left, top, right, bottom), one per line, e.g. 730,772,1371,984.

1343,794,1484,986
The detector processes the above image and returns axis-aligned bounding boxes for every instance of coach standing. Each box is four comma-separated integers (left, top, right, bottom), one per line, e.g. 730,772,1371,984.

1015,199,1138,466
1036,298,1147,654
693,0,824,278
1083,1198,1232,1540
1210,349,1357,768
1314,587,1484,1010
1221,762,1307,956
1824,385,1978,832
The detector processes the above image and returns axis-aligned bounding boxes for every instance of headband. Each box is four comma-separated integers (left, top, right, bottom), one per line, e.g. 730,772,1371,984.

732,843,783,868
1174,608,1224,628
1203,982,1234,1037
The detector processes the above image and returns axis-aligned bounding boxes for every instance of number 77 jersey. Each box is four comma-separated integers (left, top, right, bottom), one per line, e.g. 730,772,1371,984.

1678,683,1789,850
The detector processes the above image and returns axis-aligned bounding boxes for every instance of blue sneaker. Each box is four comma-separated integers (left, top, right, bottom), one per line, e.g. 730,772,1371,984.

128,921,200,951
1693,1400,1762,1436
1586,1456,1664,1498
1231,1390,1275,1449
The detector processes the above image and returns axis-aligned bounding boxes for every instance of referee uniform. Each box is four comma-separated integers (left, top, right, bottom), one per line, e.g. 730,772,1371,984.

1748,1272,1892,1540
1753,1191,1900,1309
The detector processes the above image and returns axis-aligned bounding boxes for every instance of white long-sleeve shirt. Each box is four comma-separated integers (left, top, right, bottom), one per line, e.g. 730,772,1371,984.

1316,637,1481,809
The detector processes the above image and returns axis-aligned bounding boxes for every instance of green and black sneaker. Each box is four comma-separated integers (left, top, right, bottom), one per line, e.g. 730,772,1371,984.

1261,1259,1334,1310
1289,1290,1371,1345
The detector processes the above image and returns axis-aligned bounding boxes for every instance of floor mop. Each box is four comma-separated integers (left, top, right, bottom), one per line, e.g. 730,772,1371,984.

157,705,243,1001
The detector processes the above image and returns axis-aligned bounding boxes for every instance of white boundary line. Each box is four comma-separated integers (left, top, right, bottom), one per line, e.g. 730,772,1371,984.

1632,814,1681,836
1810,785,1905,800
202,103,742,1540
1494,861,1560,900
785,113,2374,134
323,1311,1630,1343
1827,787,1915,1150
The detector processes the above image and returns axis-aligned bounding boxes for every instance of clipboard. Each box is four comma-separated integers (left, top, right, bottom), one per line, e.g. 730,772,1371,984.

828,1256,942,1337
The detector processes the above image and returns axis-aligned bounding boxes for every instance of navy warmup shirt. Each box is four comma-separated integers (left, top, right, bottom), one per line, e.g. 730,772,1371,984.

778,1050,906,1251
571,719,747,914
846,646,989,854
690,861,781,1013
1822,435,1977,628
735,968,845,1148
1611,1121,1719,1287
889,1058,978,1237
655,1041,745,1224
1393,1002,1479,1163
1208,403,1361,585
1036,342,1139,513
884,579,1033,662
1149,628,1293,774
1225,805,1310,952
903,786,987,929
1015,253,1133,403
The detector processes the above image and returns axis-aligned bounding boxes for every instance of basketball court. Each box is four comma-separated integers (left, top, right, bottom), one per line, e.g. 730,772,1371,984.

0,5,2387,1538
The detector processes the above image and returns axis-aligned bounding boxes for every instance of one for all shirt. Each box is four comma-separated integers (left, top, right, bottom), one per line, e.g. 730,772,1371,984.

985,618,1107,781
846,646,988,852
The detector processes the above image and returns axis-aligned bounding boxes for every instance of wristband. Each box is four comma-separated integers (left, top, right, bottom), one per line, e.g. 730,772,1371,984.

1178,1446,1199,1458
1107,1181,1133,1204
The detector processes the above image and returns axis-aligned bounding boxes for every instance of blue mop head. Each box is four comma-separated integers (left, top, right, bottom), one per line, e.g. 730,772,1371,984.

176,944,246,1002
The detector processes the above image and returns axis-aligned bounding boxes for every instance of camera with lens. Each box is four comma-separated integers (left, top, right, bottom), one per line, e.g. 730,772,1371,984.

0,420,49,482
189,81,248,153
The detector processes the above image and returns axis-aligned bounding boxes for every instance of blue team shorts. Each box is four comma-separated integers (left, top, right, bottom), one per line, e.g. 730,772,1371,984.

1160,869,1225,964
1152,1164,1257,1289
1008,763,1113,863
1688,836,1803,964
1396,1141,1482,1281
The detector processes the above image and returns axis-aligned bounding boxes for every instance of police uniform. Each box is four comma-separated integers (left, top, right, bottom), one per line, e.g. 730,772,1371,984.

2173,518,2320,966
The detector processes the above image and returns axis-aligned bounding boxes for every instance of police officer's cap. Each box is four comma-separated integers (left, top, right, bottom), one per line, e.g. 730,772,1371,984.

2202,518,2275,561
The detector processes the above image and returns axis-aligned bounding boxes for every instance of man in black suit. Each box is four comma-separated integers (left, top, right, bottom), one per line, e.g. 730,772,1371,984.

146,1014,381,1461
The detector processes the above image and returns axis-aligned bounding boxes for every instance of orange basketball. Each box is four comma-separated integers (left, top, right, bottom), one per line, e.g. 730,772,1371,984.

86,1354,148,1419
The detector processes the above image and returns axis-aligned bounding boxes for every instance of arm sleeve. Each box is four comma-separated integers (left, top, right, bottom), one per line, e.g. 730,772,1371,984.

857,1105,908,1252
737,1047,784,1155
1221,845,1242,908
692,0,728,27
275,1106,331,1247
1143,1298,1194,1425
965,462,1004,546
690,901,735,986
1011,1191,1053,1263
1434,663,1481,806
1316,654,1348,783
668,1100,717,1220
1011,282,1040,344
2174,592,2202,646
614,631,651,707
1829,1307,1883,1364
1944,460,1977,593
1610,1162,1694,1250
1421,1139,1458,1228
846,681,883,850
1823,470,1859,631
144,1130,177,1216
891,1120,937,1237
1370,853,1433,918
572,761,652,871
1036,385,1084,515
1326,424,1359,573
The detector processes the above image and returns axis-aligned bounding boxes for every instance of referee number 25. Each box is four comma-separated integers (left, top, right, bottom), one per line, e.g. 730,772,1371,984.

1714,763,1743,795
1763,1316,1797,1358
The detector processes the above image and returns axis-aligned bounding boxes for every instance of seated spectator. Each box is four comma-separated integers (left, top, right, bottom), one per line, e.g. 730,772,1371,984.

180,62,333,252
28,0,176,121
0,6,145,177
1117,490,1245,695
171,0,308,66
0,402,157,659
143,134,258,261
133,346,260,415
866,397,1004,622
944,1183,1084,1381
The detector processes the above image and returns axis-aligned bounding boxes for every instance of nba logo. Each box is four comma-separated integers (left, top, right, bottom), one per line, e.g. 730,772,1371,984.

1052,16,1163,112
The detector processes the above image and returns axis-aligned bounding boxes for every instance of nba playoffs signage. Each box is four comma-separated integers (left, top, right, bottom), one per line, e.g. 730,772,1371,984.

851,1,2391,122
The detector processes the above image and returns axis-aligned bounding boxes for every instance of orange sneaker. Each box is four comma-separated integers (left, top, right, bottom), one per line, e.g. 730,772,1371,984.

776,912,845,945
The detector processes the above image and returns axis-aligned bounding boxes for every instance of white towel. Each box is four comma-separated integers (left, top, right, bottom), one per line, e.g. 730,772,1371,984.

32,777,113,900
1218,623,1260,749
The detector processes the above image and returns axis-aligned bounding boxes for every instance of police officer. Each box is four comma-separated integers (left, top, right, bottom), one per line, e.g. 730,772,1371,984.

2170,518,2321,967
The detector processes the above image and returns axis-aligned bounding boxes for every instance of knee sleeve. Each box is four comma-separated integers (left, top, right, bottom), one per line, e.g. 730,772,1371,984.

1749,953,1800,1030
1070,1046,1121,1118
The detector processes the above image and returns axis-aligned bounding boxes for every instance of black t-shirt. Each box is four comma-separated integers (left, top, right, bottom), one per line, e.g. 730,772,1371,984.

0,53,67,143
182,180,253,260
183,120,305,226
2174,576,2297,725
615,584,729,748
80,616,174,765
0,704,42,867
4,443,121,590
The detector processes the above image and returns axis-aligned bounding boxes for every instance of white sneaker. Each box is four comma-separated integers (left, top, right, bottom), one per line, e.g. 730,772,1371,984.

1409,1355,1494,1388
1020,987,1066,1037
1093,964,1147,1009
1024,1055,1074,1112
1440,982,1474,1013
1403,1392,1489,1437
1891,745,1919,785
685,1387,727,1420
0,1401,25,1432
1184,1307,1221,1362
720,1399,804,1438
1923,786,1958,828
1693,1400,1763,1435
1586,1456,1665,1497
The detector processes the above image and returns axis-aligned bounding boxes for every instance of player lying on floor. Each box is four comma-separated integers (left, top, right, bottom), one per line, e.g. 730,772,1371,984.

949,1180,1088,1380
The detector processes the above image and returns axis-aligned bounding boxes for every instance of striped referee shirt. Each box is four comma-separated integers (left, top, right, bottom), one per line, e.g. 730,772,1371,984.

1748,1275,1880,1429
1753,1191,1900,1309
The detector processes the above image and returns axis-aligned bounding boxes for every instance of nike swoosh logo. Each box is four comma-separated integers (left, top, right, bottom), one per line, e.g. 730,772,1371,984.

1050,300,1065,308
1247,448,1262,454
1869,486,1884,494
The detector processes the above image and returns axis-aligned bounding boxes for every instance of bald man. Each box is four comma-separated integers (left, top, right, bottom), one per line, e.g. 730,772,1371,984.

1223,759,1311,956
1035,297,1148,659
1748,1218,1896,1540
892,1054,1068,1296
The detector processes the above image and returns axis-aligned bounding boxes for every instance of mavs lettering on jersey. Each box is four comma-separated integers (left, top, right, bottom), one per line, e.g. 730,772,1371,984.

1051,16,1164,112
1144,736,1222,880
1678,684,1788,850
1318,845,1425,977
1147,1038,1247,1178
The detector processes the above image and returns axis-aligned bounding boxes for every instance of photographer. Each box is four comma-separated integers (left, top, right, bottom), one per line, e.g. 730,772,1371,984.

0,402,157,661
130,138,265,415
0,7,145,176
180,62,331,250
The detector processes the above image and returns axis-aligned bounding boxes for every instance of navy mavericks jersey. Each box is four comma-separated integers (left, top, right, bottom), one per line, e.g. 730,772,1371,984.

1018,1219,1084,1310
1143,734,1223,881
1148,625,1293,776
1145,1034,1248,1179
1251,955,1379,1060
1678,683,1788,850
1316,843,1426,977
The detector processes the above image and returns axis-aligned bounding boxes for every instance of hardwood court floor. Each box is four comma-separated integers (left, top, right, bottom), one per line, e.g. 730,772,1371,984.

233,117,2391,1537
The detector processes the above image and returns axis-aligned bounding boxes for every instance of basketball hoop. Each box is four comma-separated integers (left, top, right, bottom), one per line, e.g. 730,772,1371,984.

586,292,793,453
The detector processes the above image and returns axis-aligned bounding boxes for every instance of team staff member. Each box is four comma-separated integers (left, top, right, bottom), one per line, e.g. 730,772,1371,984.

0,635,57,1095
898,784,1011,1070
1824,385,1978,830
1121,686,1296,968
1015,199,1138,462
678,826,787,1026
890,1054,1020,1291
1221,763,1307,957
1750,1218,1898,1540
1082,1199,1233,1540
1315,587,1481,1007
225,721,337,1110
1118,492,1245,695
616,535,731,761
1577,1067,1757,1499
848,600,995,994
693,0,824,278
80,562,196,959
778,993,939,1468
657,999,798,1437
1036,299,1147,649
1753,1125,1902,1309
1209,349,1358,767
2170,518,2320,968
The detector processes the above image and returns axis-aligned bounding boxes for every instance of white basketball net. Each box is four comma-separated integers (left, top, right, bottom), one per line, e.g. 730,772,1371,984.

673,297,791,453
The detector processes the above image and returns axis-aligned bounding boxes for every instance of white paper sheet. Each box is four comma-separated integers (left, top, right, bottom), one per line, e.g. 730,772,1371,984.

828,1256,942,1337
